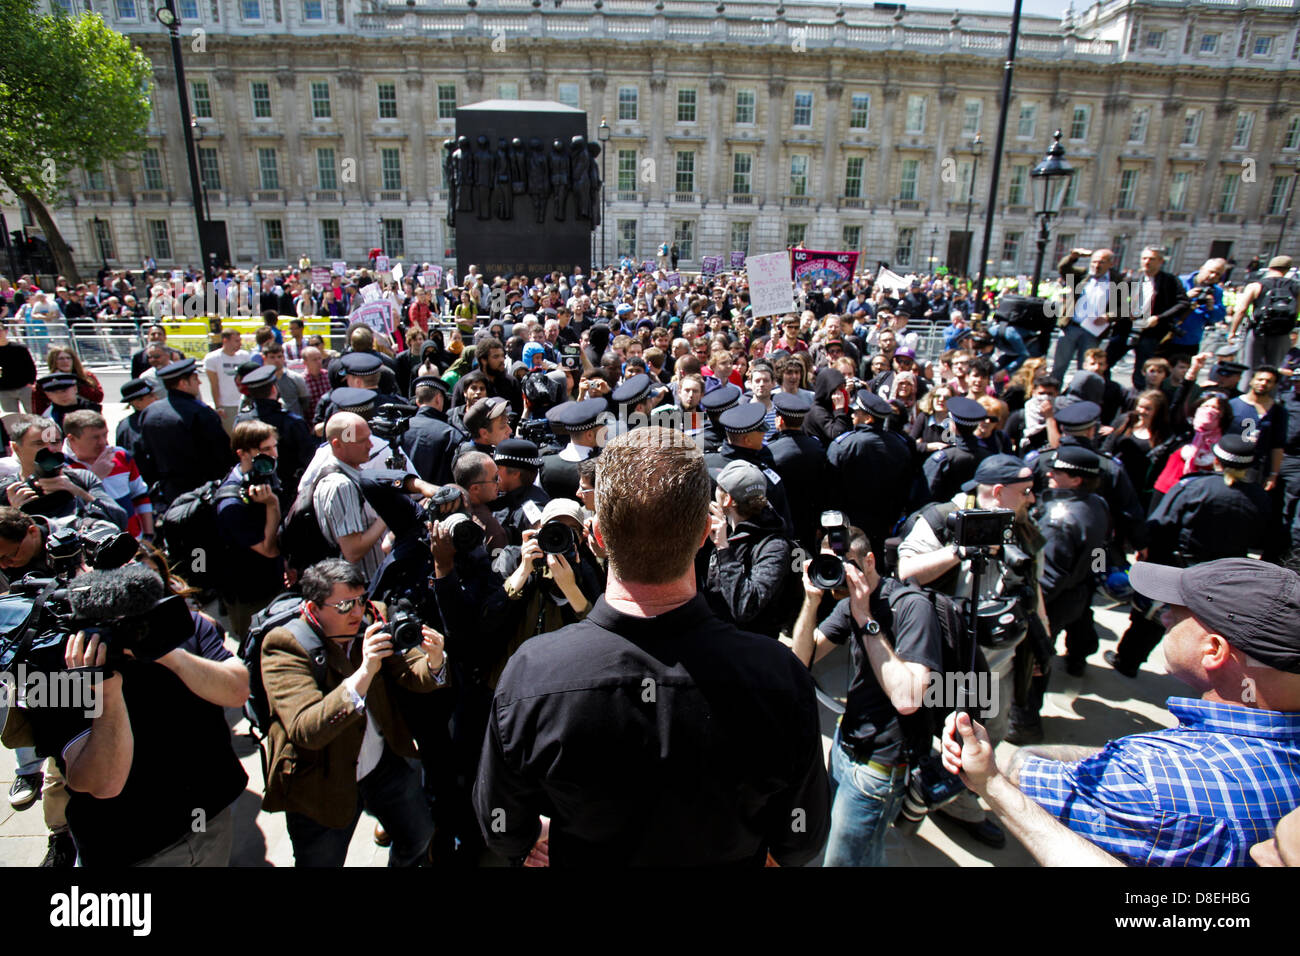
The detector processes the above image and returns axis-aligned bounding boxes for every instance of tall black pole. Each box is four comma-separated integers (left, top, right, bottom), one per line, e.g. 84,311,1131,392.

601,150,608,271
973,0,1023,314
1031,213,1050,299
159,0,212,278
964,138,981,279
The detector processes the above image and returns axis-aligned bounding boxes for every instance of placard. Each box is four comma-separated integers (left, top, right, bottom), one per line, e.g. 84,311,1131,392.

700,256,723,277
641,260,655,274
331,261,347,276
358,282,383,304
311,267,330,288
730,251,746,270
663,272,682,289
353,300,395,336
375,255,390,273
421,266,443,288
747,251,796,319
790,248,860,284
391,262,403,283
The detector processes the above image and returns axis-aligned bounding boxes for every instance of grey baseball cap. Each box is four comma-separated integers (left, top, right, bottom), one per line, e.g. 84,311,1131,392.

1130,559,1300,674
716,460,767,502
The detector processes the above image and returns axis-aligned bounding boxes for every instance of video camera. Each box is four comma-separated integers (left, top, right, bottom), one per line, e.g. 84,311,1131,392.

516,417,553,448
45,520,137,577
25,449,66,495
944,508,1015,551
368,403,417,469
237,453,280,502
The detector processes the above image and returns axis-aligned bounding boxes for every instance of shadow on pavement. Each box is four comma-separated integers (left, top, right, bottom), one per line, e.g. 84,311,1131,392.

229,788,271,867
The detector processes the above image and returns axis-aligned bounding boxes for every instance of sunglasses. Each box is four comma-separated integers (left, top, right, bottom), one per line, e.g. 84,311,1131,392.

320,596,366,614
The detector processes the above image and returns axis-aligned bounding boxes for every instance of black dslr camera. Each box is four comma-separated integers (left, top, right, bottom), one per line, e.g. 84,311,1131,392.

25,448,66,494
517,418,553,448
809,510,854,591
944,508,1015,550
45,520,138,577
537,518,578,561
369,403,417,469
421,486,484,554
238,453,279,501
386,597,425,652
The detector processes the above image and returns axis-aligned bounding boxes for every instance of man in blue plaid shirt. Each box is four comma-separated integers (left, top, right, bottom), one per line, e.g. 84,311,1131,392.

1003,558,1300,866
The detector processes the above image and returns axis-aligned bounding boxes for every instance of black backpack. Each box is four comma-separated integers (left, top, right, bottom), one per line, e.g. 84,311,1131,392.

279,464,343,574
238,592,327,739
156,479,244,592
1255,276,1299,336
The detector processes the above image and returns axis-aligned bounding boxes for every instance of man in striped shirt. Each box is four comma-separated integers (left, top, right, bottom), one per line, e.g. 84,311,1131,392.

1004,558,1300,866
61,410,154,540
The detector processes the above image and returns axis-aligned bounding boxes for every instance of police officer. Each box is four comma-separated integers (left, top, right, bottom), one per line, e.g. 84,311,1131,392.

116,378,161,489
138,358,235,509
607,373,656,438
538,398,606,501
492,438,551,546
36,373,100,431
697,383,742,454
704,401,795,538
400,375,466,487
234,363,317,509
314,351,404,433
921,396,990,504
766,392,826,551
1028,400,1147,557
1107,434,1272,677
326,334,399,392
826,389,914,568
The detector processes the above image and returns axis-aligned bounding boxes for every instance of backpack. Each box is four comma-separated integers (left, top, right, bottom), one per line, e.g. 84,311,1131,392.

879,576,989,764
237,592,326,740
887,500,963,590
156,479,244,592
1255,276,1299,336
279,464,343,574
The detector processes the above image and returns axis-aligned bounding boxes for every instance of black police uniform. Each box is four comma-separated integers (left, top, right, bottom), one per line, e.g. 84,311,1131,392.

826,392,914,564
1035,465,1109,669
45,396,101,431
138,362,235,508
401,405,467,487
327,352,398,394
921,399,990,505
766,396,827,550
115,409,156,487
491,440,552,546
537,399,606,502
698,384,742,455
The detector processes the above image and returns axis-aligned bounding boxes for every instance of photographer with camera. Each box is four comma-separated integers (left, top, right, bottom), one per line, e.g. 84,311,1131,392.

0,416,127,531
60,410,153,540
260,558,447,866
788,521,942,866
216,420,286,639
233,364,315,509
452,451,508,554
1170,258,1228,361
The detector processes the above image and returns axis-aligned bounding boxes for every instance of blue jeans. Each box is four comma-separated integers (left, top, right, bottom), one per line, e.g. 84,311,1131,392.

823,729,909,867
285,746,433,867
15,746,43,777
1050,322,1101,386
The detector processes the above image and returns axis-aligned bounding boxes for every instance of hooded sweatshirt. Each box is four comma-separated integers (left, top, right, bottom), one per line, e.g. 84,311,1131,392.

804,367,853,448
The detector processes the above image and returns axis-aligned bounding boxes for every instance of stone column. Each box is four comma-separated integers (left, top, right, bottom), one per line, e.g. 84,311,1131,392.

275,70,302,200
765,77,785,206
822,80,844,206
707,75,726,202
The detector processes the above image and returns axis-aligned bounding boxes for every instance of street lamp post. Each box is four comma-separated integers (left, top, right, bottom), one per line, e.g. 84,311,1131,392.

190,117,212,222
928,226,939,273
1028,130,1075,298
964,132,983,279
598,117,610,271
91,216,107,270
155,1,212,278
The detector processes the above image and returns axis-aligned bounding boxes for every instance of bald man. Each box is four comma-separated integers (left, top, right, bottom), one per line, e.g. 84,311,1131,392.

1052,247,1127,385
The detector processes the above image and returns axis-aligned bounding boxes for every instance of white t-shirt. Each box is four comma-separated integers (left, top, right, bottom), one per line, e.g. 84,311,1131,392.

203,348,250,406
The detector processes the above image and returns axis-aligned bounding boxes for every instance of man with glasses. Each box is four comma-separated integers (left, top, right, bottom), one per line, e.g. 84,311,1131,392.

137,359,235,511
452,450,508,554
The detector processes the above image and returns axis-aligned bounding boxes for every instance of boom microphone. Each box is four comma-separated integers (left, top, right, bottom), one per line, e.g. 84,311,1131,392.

67,565,166,622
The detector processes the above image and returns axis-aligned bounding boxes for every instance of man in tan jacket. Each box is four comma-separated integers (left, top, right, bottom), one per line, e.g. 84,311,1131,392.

261,558,448,866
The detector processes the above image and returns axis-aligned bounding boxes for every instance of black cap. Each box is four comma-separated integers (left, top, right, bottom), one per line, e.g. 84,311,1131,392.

1213,360,1248,378
852,389,895,418
771,391,812,422
494,438,542,470
331,387,377,414
547,398,607,433
1055,400,1102,431
158,358,198,381
120,378,155,401
1213,434,1256,466
962,453,1034,493
1050,444,1101,476
719,400,769,435
946,396,986,428
341,351,383,376
241,364,277,388
1130,559,1300,674
410,375,448,396
700,383,742,416
610,373,653,406
37,373,77,391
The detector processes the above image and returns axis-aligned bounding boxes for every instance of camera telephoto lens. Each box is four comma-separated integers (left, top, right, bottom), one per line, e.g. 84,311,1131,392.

808,553,846,591
537,520,576,556
441,512,485,553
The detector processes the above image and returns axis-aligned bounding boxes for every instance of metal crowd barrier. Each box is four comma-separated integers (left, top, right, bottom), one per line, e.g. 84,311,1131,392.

5,320,145,369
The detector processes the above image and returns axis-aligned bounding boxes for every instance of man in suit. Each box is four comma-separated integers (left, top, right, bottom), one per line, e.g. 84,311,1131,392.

1051,248,1127,386
1114,247,1191,389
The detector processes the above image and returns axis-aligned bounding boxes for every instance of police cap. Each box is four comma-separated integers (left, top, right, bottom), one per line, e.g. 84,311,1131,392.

158,358,198,382
411,375,448,396
241,364,278,388
699,383,742,415
341,351,383,376
120,378,155,401
852,389,894,419
1213,434,1256,466
610,373,653,406
547,398,607,434
945,396,986,428
719,400,768,435
494,438,542,470
771,391,812,422
1054,400,1101,431
36,373,77,391
331,387,377,415
1050,444,1101,476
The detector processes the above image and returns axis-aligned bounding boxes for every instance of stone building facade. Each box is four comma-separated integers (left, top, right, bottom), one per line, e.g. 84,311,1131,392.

50,0,1300,277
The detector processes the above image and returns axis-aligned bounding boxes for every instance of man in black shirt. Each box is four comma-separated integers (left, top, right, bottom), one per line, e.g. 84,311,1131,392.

790,525,942,866
0,320,37,413
473,426,830,866
216,420,286,639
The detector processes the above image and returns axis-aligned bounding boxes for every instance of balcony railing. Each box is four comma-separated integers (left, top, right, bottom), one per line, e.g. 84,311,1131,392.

785,194,812,207
671,191,699,203
254,189,284,202
729,192,755,205
838,196,867,209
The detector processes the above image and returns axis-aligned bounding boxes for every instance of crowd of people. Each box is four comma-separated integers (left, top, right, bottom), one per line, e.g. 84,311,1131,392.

0,244,1297,870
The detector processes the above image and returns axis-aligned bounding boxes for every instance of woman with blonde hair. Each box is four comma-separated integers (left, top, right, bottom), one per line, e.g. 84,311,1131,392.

1001,356,1046,413
34,346,104,414
911,383,953,454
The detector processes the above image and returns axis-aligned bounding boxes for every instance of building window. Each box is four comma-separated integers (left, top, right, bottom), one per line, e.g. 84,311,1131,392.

1232,112,1254,149
1117,168,1139,208
377,82,397,119
115,0,136,16
251,81,271,119
895,227,915,266
1270,176,1293,216
382,219,404,258
437,84,457,120
1016,104,1037,139
141,148,164,190
1001,231,1022,265
617,149,637,192
1007,164,1028,205
675,151,695,194
85,166,107,191
197,147,221,191
956,159,974,200
1062,172,1079,208
677,88,697,124
786,223,807,248
1128,107,1150,144
91,218,115,260
557,82,579,110
674,221,695,261
302,0,322,18
899,158,919,200
258,147,279,190
310,81,331,119
734,89,755,125
52,0,74,13
849,93,870,130
730,221,750,256
320,219,341,260
1181,109,1202,146
616,219,637,258
1144,29,1164,50
1253,36,1273,57
1168,170,1190,210
380,148,402,191
793,91,813,128
191,79,212,119
1199,33,1219,54
842,225,862,251
147,219,171,259
962,99,982,136
1285,117,1300,150
316,147,336,190
844,156,864,198
617,86,638,121
905,95,926,134
263,219,285,261
1218,173,1239,213
1069,106,1090,141
180,0,199,14
1053,233,1077,263
789,155,808,196
497,82,518,100
732,152,752,195
241,0,260,18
